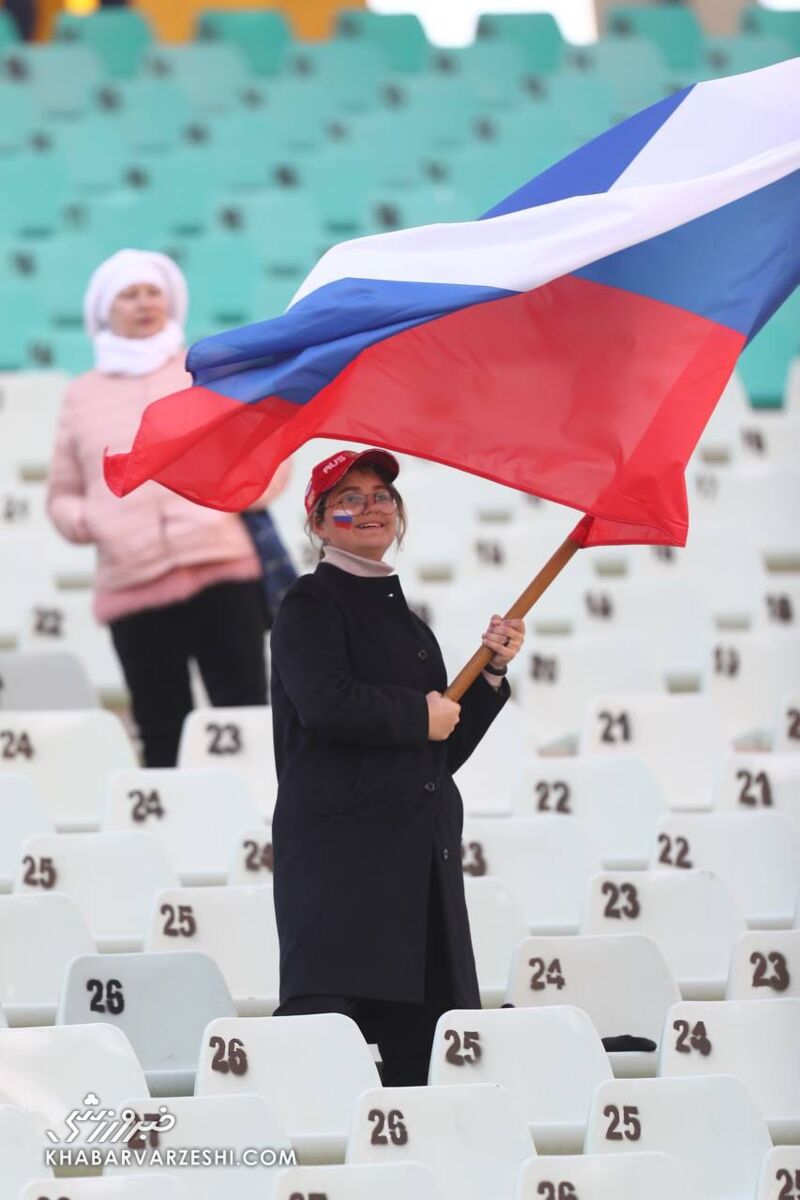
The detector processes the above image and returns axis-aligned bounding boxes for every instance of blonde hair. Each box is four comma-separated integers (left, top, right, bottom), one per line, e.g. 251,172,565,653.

304,466,407,561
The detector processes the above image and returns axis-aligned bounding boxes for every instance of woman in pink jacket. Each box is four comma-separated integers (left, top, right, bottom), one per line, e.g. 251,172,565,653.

47,249,290,767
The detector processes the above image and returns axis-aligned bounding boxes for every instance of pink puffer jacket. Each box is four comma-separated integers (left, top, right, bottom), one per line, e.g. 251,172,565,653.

46,352,290,593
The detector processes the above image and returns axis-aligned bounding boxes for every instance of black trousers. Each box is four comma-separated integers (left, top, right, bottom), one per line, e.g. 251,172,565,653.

273,859,455,1087
110,580,268,768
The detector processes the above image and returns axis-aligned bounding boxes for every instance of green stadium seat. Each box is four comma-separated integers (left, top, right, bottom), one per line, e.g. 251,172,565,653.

476,12,566,74
75,194,171,256
0,82,37,154
196,8,291,77
471,107,576,174
702,34,795,77
179,234,261,327
255,79,332,152
344,112,428,188
97,79,191,155
214,191,323,277
27,328,94,375
336,9,432,74
738,314,799,410
142,44,248,115
0,45,103,119
367,185,475,234
0,154,70,237
605,4,704,71
740,5,800,56
287,40,385,114
117,153,218,237
51,121,126,194
0,8,20,50
180,112,303,190
524,73,619,141
438,146,537,217
296,149,377,236
55,10,153,79
379,77,479,151
252,276,302,319
0,287,49,370
566,38,671,115
432,42,528,110
19,238,102,327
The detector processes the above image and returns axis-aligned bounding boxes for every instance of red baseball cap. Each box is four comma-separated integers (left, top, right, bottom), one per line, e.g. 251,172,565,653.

304,448,400,514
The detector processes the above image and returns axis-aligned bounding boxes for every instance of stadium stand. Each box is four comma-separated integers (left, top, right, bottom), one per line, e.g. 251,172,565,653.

0,3,799,1197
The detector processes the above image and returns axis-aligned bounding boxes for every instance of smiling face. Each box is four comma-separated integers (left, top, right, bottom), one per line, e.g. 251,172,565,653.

314,466,399,561
108,282,169,339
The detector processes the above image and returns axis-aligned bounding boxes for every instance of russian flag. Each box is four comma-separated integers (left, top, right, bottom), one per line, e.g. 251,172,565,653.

104,58,800,548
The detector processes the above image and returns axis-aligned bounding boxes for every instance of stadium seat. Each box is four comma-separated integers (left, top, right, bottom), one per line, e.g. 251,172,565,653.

0,9,19,48
55,9,153,79
0,709,136,830
461,816,601,934
226,824,274,886
145,885,279,1015
109,78,192,156
651,812,799,929
737,414,800,471
582,870,747,1000
522,636,662,752
56,950,235,1095
0,45,103,118
476,11,565,74
432,42,528,111
741,5,800,55
337,9,432,74
197,1013,380,1162
0,893,94,1025
774,694,800,753
0,80,36,154
689,466,800,570
0,1023,148,1150
108,1094,293,1199
726,929,800,1001
515,1151,696,1199
288,40,385,114
512,754,666,870
506,934,679,1078
450,699,529,816
579,694,729,812
16,831,176,951
177,706,277,819
19,591,126,700
0,1104,55,1194
755,577,800,633
660,998,800,1142
103,767,260,885
738,314,798,408
22,1178,187,1200
464,876,528,1008
713,752,800,835
564,38,669,114
179,234,261,327
585,1075,771,1200
706,630,800,745
756,1146,800,1200
142,45,248,115
605,5,704,70
346,1082,535,1199
0,369,69,477
196,8,292,77
0,773,52,891
429,1005,611,1153
704,33,793,77
214,190,322,279
274,1163,442,1200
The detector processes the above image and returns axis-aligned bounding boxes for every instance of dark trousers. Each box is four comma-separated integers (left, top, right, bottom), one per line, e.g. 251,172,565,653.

274,860,454,1087
110,580,268,768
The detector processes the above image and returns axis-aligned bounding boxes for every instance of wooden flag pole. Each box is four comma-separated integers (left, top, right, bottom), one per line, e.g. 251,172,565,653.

444,533,581,702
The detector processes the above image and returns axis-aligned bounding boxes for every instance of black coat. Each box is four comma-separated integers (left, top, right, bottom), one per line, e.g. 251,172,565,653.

269,561,510,1007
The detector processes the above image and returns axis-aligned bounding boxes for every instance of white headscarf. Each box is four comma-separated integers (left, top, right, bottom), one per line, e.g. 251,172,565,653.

83,249,190,377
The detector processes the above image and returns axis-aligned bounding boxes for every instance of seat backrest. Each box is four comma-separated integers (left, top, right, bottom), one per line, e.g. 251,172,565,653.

464,876,528,1008
775,694,800,753
274,1162,442,1200
0,893,94,1025
177,707,276,818
0,1103,54,1192
428,1006,612,1154
516,1151,696,1199
0,772,51,887
713,752,800,838
21,1178,187,1199
226,824,275,887
585,1075,771,1200
726,929,800,1001
0,650,96,710
707,631,800,743
347,1083,534,1200
756,1146,800,1200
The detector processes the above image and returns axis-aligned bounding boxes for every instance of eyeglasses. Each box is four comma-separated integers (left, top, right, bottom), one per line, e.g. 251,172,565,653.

333,489,397,516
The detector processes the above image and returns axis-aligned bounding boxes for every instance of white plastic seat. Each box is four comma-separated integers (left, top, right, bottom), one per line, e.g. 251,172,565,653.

650,812,799,929
462,817,601,934
515,1151,697,1199
756,1146,800,1200
177,706,276,818
0,649,96,709
659,998,800,1142
706,631,800,746
696,371,750,463
689,465,800,570
0,371,69,476
582,871,747,999
775,694,800,753
575,577,713,689
0,709,136,830
506,935,680,1078
452,699,530,816
15,832,177,951
579,695,729,811
713,752,800,835
428,1006,612,1153
726,930,800,1001
464,877,528,1007
18,592,126,701
197,1013,380,1162
519,635,662,752
0,1104,54,1194
736,413,800,469
21,1179,188,1200
0,773,52,891
755,578,800,632
585,1075,771,1200
146,885,279,1015
274,1163,442,1200
0,1023,148,1151
0,893,94,1025
103,768,262,885
512,754,666,869
56,951,236,1095
108,1094,294,1200
227,825,274,886
346,1083,535,1200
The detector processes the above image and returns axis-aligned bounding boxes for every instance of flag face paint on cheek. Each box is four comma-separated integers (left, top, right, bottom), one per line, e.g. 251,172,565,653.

332,509,353,527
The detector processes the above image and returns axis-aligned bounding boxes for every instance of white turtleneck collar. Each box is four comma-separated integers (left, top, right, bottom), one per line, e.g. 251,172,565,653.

321,544,396,578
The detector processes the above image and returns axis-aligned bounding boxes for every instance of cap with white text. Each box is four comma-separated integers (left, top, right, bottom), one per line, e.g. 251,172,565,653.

304,448,400,514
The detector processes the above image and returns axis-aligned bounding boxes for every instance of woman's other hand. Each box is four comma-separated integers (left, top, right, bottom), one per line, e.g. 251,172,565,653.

426,691,461,741
482,615,526,668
